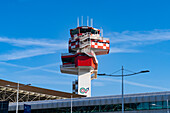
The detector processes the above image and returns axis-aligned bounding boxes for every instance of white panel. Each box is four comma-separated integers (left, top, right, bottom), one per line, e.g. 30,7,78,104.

163,95,169,101
149,96,156,102
47,103,53,108
62,102,67,107
94,45,98,48
106,44,109,47
136,96,143,103
125,97,131,103
43,103,50,108
143,96,150,102
57,102,63,107
78,101,84,106
106,99,112,104
98,43,103,46
78,71,91,97
84,100,90,106
132,97,137,103
113,98,118,104
101,99,106,105
117,98,122,104
37,104,43,109
92,42,95,45
156,95,163,101
74,101,79,106
95,100,101,105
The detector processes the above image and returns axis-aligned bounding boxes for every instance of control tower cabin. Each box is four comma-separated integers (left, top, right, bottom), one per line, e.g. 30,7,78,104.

60,25,110,97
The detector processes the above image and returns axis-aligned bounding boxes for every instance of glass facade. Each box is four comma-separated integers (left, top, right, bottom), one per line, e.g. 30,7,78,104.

9,100,170,113
0,101,9,113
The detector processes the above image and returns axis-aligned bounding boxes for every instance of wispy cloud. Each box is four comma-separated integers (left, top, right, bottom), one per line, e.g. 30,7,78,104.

0,37,67,61
110,47,140,53
107,29,170,44
15,63,59,73
0,62,60,74
124,80,169,91
107,29,170,53
0,48,57,61
98,77,169,91
0,37,66,47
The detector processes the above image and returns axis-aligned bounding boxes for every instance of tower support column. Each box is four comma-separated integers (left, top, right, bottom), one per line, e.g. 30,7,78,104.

78,69,91,97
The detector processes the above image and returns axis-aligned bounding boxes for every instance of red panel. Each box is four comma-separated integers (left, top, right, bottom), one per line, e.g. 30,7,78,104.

98,46,103,49
106,40,110,43
78,33,82,36
91,45,95,48
75,56,96,69
76,45,79,48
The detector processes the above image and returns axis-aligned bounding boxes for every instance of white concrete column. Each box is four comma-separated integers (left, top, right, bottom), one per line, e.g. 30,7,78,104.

78,70,91,97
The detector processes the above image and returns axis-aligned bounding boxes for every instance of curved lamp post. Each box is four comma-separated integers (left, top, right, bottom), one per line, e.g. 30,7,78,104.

98,66,150,113
6,82,31,113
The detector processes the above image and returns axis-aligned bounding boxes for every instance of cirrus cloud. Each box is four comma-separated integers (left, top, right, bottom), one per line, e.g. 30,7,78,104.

0,37,67,61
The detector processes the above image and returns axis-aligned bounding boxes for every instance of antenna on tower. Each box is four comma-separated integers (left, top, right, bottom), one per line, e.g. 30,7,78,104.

101,27,103,37
77,17,79,27
81,16,83,26
90,18,93,27
87,16,89,26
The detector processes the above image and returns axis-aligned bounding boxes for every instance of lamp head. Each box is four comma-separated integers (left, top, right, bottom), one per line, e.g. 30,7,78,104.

97,73,106,76
140,70,150,73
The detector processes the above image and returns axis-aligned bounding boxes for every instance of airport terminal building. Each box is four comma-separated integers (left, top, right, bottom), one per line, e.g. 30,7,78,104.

8,91,170,113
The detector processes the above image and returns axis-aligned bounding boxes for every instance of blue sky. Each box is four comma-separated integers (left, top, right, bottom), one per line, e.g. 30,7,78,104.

0,0,170,96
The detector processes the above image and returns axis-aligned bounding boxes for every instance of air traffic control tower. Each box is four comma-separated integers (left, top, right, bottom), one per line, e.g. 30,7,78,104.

60,18,110,97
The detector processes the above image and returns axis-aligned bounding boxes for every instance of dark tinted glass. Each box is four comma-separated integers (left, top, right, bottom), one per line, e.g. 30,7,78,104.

62,57,75,64
0,101,9,113
91,29,99,34
80,28,91,33
71,29,79,35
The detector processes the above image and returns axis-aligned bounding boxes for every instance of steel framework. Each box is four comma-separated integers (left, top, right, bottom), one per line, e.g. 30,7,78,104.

0,79,84,103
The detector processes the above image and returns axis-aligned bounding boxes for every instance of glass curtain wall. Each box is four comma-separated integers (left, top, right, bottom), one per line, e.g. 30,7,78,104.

9,100,170,113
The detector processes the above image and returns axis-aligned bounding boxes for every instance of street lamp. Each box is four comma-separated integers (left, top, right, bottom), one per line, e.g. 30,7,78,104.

71,95,72,113
98,66,149,113
6,82,31,113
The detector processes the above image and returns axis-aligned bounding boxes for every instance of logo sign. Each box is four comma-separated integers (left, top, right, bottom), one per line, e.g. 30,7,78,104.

80,87,89,94
24,104,31,113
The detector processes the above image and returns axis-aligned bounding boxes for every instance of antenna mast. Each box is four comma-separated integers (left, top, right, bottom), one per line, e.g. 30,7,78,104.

77,17,79,27
101,27,103,37
87,16,89,26
90,18,93,27
81,16,83,26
